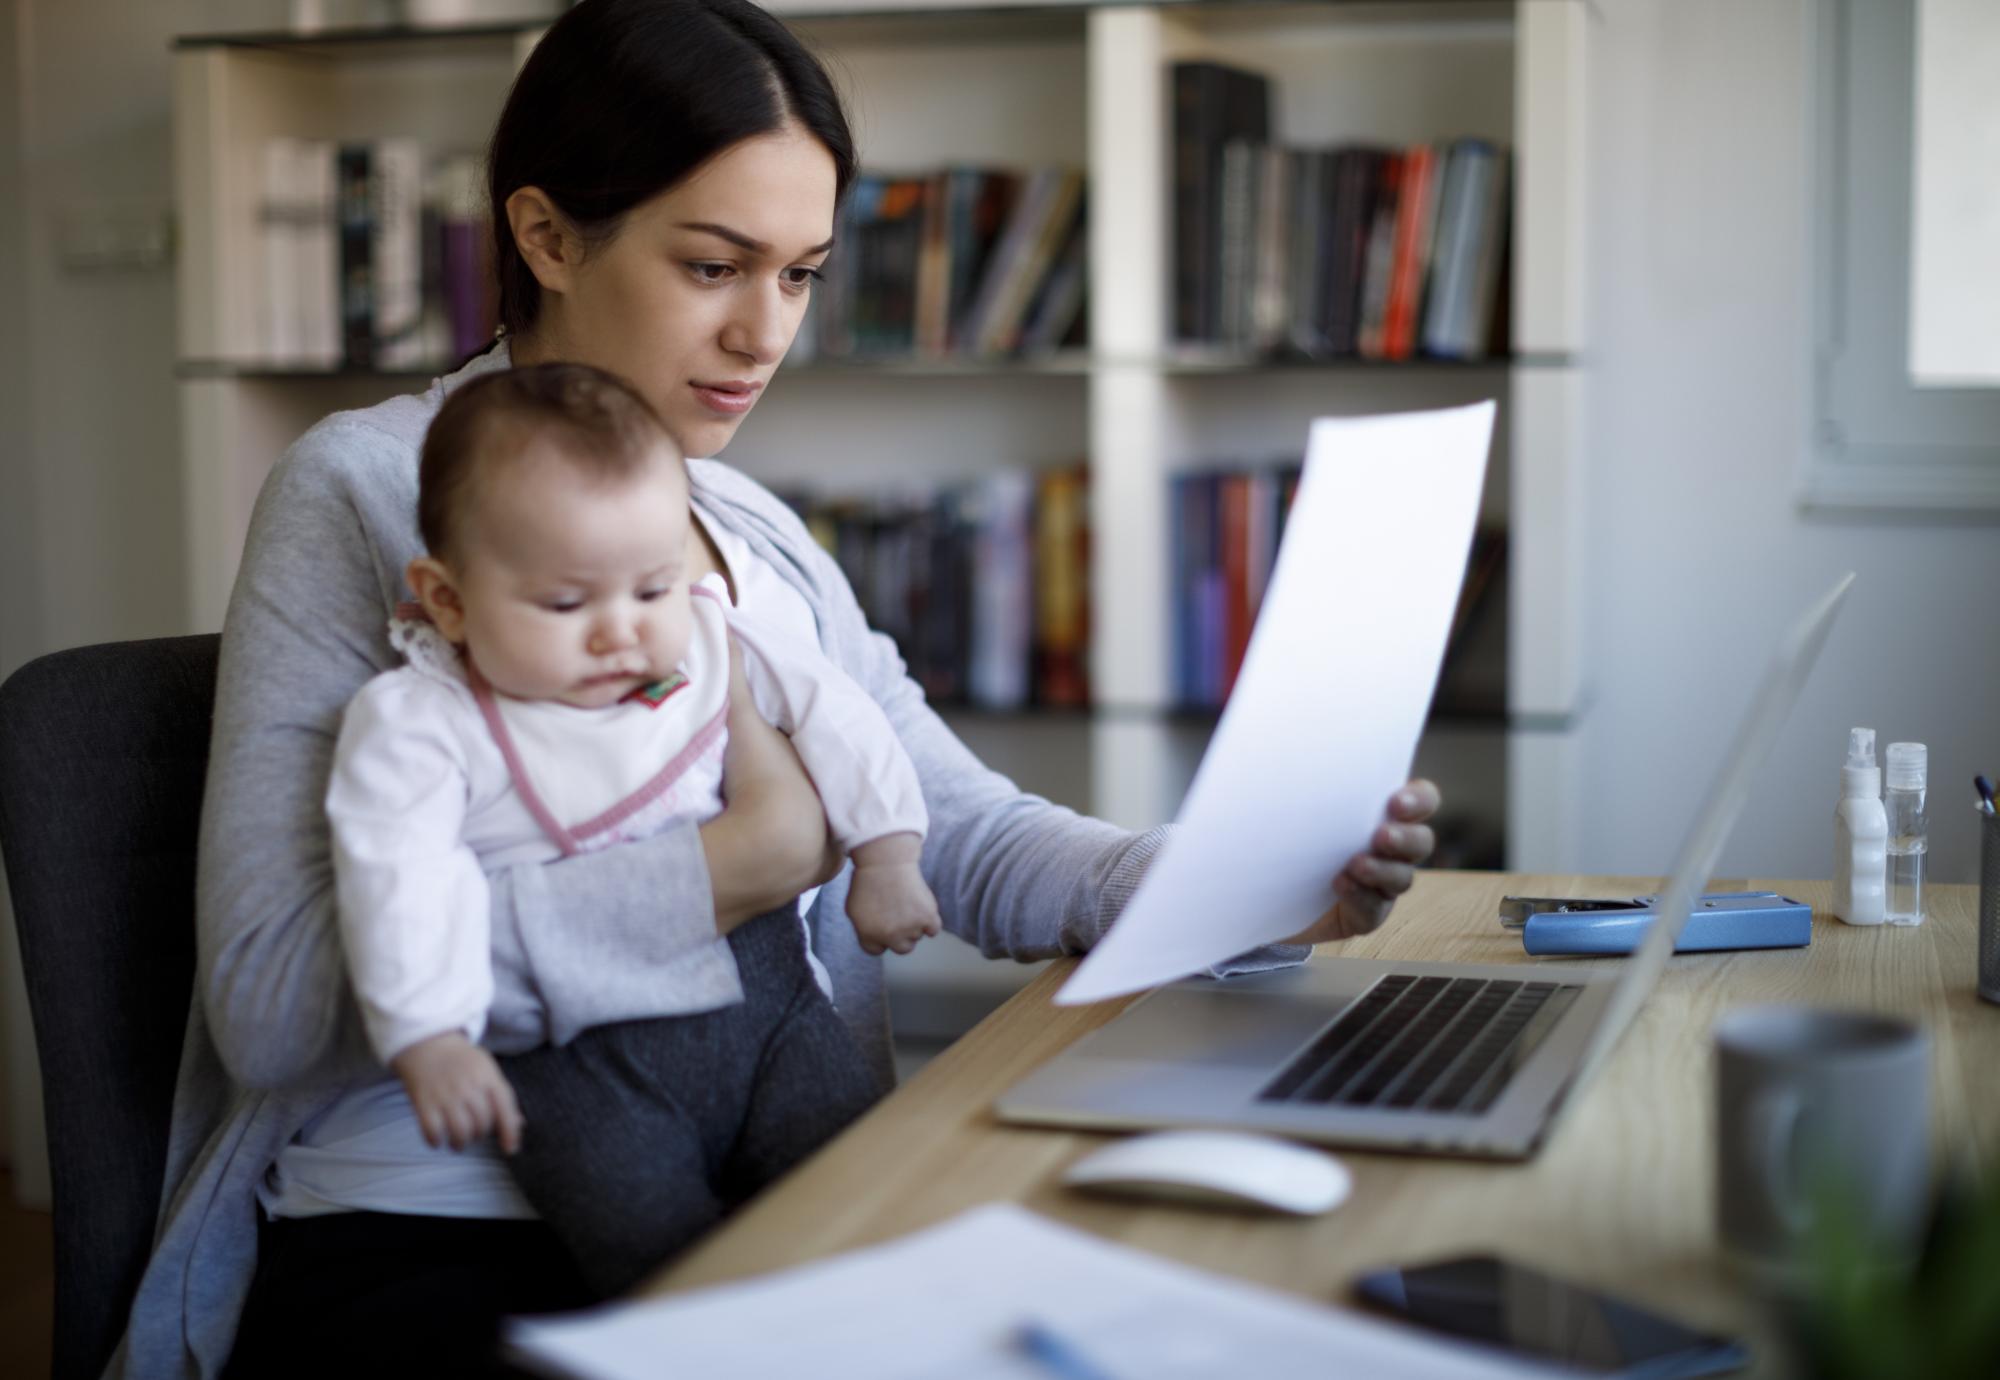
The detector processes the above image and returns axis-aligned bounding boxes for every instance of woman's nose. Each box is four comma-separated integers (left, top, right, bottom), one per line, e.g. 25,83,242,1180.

720,281,789,365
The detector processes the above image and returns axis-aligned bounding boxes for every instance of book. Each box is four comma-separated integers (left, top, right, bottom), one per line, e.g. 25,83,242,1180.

1218,472,1251,700
370,139,426,370
966,168,1084,356
337,144,374,368
1285,149,1329,356
1217,139,1261,350
1250,145,1292,354
947,170,1020,351
433,151,497,363
1355,153,1403,359
1020,202,1088,354
1382,142,1442,360
1171,61,1272,343
1033,465,1090,707
1324,147,1384,357
967,471,1035,709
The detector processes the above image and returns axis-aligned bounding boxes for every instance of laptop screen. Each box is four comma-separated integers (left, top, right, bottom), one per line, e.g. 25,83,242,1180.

1568,573,1854,1095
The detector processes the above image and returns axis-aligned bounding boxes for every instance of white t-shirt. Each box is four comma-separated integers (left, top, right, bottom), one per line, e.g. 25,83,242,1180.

262,506,880,1221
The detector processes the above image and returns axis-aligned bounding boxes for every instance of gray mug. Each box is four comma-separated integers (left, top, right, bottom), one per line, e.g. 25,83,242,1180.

1714,1005,1931,1275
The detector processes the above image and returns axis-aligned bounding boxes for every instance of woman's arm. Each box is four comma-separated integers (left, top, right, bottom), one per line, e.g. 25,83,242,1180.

198,423,827,1087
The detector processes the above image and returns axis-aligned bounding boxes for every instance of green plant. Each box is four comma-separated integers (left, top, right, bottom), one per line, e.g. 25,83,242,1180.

1797,1164,2000,1379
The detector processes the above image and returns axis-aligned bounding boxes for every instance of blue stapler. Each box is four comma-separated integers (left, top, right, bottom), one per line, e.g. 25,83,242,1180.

1499,892,1814,957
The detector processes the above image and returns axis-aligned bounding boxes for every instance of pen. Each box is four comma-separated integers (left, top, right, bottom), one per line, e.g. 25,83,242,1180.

1012,1320,1121,1380
1976,775,1996,817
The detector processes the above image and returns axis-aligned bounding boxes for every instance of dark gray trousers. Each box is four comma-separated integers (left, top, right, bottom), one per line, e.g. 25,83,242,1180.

498,907,882,1298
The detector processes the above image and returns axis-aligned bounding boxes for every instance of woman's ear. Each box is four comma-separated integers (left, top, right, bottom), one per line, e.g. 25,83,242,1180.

406,556,470,645
505,186,582,296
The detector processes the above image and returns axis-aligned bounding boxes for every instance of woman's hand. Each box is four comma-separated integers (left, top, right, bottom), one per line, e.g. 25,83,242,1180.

701,638,842,933
1280,779,1441,946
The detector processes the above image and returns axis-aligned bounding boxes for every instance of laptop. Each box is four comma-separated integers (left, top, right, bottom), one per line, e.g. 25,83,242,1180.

996,573,1854,1160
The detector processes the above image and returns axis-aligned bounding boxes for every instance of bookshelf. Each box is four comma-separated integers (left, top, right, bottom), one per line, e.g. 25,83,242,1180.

173,0,1590,871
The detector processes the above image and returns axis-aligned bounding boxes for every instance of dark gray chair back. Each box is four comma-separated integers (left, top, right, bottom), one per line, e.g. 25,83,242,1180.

0,635,217,1380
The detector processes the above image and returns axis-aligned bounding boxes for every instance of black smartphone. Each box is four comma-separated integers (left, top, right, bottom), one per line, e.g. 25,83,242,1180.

1353,1255,1750,1378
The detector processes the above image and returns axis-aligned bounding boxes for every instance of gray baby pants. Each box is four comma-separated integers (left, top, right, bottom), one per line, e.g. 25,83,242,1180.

499,907,882,1298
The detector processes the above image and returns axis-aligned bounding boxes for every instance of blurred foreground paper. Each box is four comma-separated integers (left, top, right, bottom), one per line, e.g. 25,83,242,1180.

1058,403,1494,1006
506,1204,1545,1379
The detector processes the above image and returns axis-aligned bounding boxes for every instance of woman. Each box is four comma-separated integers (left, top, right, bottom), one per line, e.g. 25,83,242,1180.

118,2,1439,1375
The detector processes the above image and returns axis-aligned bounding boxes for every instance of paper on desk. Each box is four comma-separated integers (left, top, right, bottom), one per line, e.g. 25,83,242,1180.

1059,403,1495,1005
505,1203,1551,1380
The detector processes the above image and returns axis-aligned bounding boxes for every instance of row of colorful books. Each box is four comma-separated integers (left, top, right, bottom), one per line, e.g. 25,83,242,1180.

794,166,1088,363
257,139,498,370
1172,464,1507,710
782,467,1090,710
1173,60,1512,360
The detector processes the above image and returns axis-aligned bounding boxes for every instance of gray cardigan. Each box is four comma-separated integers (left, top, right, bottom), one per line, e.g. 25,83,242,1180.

112,348,1296,1378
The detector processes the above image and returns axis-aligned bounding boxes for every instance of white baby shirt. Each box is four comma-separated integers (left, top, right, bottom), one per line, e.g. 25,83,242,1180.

327,573,929,1067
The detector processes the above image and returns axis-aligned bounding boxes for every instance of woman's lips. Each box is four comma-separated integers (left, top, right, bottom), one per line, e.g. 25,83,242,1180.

690,381,762,416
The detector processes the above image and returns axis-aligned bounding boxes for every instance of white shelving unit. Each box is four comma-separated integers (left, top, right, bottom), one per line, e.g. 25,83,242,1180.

173,0,1591,873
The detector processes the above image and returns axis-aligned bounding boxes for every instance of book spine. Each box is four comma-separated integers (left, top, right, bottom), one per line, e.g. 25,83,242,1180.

913,171,953,357
1171,63,1226,343
1383,143,1436,361
1465,146,1512,359
1217,140,1258,351
435,152,495,360
990,171,1084,355
337,144,374,369
371,139,426,369
968,471,1034,709
259,138,301,365
1355,153,1402,360
1021,202,1089,354
1034,466,1090,707
1219,473,1250,700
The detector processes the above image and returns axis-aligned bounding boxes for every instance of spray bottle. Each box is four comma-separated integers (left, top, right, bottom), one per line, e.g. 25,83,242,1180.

1832,727,1887,925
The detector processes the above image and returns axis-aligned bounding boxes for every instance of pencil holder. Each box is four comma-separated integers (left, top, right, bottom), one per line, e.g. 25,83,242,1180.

1980,811,2000,1005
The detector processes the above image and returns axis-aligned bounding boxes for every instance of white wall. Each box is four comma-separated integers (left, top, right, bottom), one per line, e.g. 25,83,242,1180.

1578,0,2000,886
0,0,289,1205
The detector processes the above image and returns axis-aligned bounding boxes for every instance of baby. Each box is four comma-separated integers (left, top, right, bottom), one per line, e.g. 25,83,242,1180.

326,362,939,1289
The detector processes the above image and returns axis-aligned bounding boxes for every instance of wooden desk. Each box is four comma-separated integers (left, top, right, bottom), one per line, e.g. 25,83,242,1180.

644,873,1995,1374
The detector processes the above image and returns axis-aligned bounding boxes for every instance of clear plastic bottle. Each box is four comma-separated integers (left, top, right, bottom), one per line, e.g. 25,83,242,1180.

1833,727,1887,926
1885,741,1927,927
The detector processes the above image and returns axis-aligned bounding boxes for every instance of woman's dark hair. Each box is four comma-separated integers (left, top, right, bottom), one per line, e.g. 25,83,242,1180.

488,0,856,337
419,363,677,559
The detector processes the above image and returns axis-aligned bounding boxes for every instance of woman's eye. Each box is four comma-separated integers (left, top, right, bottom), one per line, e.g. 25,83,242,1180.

783,265,826,291
688,262,734,284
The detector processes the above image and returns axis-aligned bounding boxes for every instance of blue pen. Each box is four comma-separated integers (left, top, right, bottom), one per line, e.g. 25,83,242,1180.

1012,1320,1121,1380
1976,775,1996,816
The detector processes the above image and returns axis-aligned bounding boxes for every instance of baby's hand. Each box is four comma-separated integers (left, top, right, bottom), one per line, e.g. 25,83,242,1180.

390,1032,525,1154
846,859,942,957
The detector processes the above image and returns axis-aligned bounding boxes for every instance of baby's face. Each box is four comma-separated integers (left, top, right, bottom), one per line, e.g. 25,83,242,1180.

450,440,697,709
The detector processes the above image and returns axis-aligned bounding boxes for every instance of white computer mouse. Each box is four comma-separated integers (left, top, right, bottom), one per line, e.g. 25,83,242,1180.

1060,1129,1352,1215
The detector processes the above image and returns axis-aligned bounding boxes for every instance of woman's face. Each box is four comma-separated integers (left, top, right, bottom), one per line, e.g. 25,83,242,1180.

520,127,838,459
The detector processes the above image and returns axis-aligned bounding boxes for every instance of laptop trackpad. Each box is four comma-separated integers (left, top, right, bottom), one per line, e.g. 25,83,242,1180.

1082,984,1343,1070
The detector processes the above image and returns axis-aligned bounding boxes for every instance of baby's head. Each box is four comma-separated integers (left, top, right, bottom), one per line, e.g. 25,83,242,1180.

409,363,695,709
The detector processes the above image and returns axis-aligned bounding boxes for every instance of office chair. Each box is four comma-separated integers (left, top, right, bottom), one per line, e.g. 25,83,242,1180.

0,635,218,1380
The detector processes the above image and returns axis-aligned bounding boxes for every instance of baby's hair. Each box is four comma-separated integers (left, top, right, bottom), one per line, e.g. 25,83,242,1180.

419,362,681,559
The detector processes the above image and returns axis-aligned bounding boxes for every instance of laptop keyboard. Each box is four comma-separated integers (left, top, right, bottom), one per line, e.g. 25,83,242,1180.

1256,974,1581,1115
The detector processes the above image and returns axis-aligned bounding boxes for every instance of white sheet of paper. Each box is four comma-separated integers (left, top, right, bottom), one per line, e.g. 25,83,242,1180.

505,1203,1550,1380
1058,403,1495,1005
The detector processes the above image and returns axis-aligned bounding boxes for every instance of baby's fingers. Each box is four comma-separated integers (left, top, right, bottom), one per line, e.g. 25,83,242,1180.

492,1082,525,1156
415,1100,447,1150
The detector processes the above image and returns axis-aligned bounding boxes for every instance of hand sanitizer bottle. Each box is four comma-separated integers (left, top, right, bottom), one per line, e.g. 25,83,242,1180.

1884,742,1927,926
1832,727,1887,926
